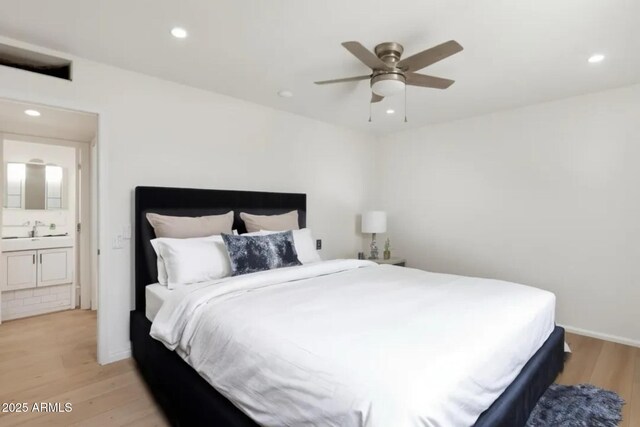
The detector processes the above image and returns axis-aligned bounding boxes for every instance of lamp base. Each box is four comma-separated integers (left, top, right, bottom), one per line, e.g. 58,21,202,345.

368,233,379,260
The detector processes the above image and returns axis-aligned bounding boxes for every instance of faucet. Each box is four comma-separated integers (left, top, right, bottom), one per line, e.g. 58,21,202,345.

30,221,46,238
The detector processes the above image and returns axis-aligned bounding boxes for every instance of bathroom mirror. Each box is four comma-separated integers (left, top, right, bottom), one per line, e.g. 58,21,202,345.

4,162,66,210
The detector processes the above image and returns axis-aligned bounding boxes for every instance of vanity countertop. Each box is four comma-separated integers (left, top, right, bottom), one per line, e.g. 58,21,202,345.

1,235,73,251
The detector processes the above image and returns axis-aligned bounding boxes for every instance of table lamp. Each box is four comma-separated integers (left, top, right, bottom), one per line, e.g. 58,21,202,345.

362,211,387,260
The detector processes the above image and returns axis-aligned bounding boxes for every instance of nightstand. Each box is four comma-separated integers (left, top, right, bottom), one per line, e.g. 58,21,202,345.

369,257,406,267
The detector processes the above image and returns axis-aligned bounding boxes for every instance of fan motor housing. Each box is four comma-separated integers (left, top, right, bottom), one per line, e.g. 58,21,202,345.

374,42,404,65
371,72,405,86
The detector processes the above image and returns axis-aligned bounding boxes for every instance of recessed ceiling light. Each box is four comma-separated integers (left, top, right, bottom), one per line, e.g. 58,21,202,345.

588,54,605,64
171,27,188,39
386,109,395,115
278,90,293,98
24,109,41,117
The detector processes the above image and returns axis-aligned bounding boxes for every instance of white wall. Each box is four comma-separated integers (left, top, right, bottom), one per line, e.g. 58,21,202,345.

0,36,375,363
375,84,640,346
2,139,76,238
3,33,636,361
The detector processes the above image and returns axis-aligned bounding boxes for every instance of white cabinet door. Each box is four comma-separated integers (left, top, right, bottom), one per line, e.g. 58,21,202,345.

2,250,38,291
37,248,73,287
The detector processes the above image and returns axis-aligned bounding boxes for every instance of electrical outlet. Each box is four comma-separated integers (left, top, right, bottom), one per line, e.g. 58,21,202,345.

316,239,322,250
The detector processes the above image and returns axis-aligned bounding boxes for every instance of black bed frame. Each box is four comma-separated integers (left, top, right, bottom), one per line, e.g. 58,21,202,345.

131,185,564,427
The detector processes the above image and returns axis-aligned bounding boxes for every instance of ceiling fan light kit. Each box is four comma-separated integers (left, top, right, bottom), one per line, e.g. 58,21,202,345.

371,73,405,97
315,40,463,121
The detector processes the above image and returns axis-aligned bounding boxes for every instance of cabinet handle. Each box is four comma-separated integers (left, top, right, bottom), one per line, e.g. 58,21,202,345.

39,254,42,264
33,254,35,264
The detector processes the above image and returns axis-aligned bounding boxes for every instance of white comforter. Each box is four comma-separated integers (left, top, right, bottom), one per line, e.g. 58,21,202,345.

151,260,555,427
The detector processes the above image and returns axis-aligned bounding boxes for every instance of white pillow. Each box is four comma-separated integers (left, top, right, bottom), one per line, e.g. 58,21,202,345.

259,228,321,264
151,235,231,288
150,239,169,285
150,230,239,286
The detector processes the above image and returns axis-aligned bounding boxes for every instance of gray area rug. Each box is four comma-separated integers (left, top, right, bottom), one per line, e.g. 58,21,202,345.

527,384,624,427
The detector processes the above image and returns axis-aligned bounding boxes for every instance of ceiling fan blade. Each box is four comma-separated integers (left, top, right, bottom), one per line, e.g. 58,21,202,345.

397,40,463,72
314,75,370,85
406,73,455,89
342,41,391,70
371,93,384,103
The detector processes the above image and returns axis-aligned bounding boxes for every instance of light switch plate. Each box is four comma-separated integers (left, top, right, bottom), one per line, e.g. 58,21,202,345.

316,239,322,250
113,235,124,249
123,225,132,239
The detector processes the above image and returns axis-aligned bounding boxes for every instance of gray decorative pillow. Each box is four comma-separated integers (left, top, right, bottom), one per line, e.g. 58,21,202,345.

222,231,301,276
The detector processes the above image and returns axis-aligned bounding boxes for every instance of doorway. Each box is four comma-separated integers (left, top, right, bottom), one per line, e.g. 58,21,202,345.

0,98,99,359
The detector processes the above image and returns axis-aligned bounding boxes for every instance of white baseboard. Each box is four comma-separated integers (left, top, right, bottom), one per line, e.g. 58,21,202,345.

558,324,640,348
100,346,131,365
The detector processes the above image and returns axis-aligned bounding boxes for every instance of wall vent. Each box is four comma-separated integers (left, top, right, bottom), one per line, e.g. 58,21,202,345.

0,43,72,81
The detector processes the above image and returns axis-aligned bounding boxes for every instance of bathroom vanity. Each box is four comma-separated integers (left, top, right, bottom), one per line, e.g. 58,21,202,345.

1,236,74,321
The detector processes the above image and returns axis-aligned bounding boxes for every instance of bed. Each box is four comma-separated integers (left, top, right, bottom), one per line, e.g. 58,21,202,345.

131,186,565,427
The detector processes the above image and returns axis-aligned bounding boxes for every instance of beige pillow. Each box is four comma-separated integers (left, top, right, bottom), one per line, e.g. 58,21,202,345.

240,210,299,233
146,211,234,238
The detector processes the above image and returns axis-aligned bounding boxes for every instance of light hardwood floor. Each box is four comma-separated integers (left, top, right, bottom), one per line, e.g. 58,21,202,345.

0,310,168,426
558,332,640,427
0,310,638,426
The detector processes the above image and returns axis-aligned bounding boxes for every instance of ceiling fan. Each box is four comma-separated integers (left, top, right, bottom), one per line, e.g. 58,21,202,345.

315,40,463,104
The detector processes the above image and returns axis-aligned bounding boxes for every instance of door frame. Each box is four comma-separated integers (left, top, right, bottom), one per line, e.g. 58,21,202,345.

0,131,3,325
0,98,107,363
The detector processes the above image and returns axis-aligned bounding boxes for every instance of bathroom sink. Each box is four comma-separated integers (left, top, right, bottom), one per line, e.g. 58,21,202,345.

1,235,73,251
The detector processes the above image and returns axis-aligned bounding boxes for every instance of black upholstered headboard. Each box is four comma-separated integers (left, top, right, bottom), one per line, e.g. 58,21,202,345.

134,186,306,312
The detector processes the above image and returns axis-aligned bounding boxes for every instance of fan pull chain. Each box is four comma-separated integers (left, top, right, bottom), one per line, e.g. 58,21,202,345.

404,85,408,123
368,101,372,122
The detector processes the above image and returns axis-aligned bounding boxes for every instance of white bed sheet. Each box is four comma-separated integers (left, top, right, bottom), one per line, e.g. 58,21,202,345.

145,283,173,321
151,260,556,427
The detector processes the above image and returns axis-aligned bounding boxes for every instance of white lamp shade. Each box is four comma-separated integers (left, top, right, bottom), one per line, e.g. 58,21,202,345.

362,211,387,234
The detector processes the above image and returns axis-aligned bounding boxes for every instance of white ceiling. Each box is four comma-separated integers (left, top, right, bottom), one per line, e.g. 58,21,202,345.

0,0,638,134
0,98,97,142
